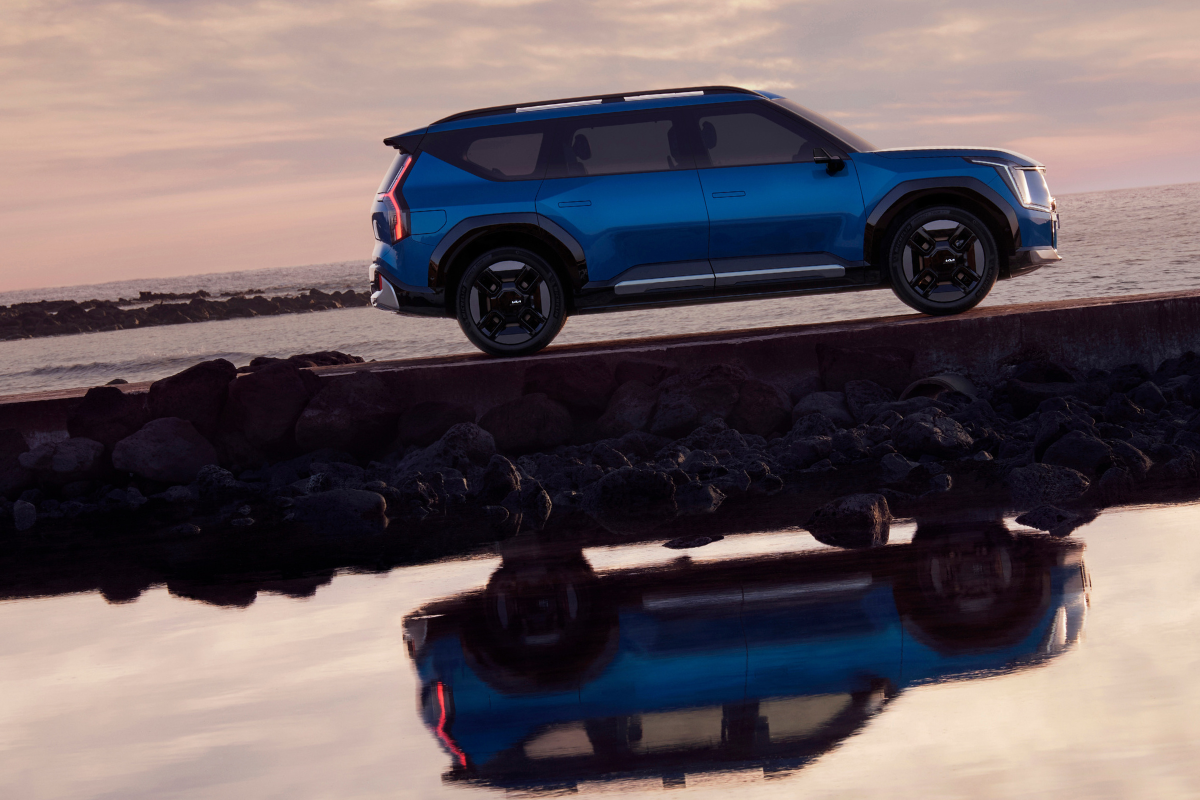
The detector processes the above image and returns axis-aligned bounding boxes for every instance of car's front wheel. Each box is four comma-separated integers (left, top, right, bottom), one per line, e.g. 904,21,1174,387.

886,205,999,316
455,247,567,357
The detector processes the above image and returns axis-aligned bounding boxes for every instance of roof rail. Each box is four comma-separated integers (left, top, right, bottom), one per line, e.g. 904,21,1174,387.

432,86,762,125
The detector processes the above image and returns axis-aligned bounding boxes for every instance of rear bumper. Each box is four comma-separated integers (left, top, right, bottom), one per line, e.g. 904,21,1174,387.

369,262,446,317
1005,246,1061,279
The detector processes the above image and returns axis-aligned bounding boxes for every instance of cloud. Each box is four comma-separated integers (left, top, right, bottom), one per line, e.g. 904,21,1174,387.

1,0,1198,290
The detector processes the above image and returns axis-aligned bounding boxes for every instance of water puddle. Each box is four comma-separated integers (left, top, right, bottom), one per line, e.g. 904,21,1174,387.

2,502,1199,798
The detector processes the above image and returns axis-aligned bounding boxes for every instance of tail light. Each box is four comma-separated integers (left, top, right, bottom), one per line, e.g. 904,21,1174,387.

376,156,414,243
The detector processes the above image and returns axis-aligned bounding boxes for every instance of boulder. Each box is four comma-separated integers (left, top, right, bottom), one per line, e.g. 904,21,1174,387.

1130,381,1167,412
594,381,659,440
791,391,854,428
13,500,36,531
395,401,475,447
1094,466,1135,505
727,379,791,437
476,454,522,504
1007,463,1090,508
1103,393,1146,424
394,423,496,477
294,372,400,457
0,429,33,498
806,493,891,548
1107,439,1152,480
147,359,237,439
522,360,616,414
1015,505,1084,536
479,394,573,453
880,452,918,483
891,412,974,458
790,412,839,438
1041,430,1113,478
290,489,388,534
66,386,146,451
843,380,896,423
583,466,677,534
778,436,834,471
18,438,105,484
675,481,725,515
649,364,747,438
221,361,314,452
111,417,219,484
1105,362,1152,393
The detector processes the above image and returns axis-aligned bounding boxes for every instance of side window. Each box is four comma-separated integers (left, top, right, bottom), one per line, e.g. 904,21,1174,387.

556,112,692,177
694,104,827,168
424,124,547,181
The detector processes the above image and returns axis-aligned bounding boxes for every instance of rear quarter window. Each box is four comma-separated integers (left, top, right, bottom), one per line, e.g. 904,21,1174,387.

424,124,548,181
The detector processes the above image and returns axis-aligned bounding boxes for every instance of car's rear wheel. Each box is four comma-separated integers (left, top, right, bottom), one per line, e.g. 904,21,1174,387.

886,205,999,315
455,247,567,357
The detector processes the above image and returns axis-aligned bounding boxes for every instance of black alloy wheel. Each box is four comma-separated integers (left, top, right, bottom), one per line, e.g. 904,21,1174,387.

887,205,999,315
455,247,567,357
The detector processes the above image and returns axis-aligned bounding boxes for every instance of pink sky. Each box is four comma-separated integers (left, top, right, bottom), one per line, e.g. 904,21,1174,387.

2,0,1199,293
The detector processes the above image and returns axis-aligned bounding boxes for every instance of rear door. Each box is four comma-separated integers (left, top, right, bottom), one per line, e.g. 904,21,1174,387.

688,102,865,289
535,108,713,295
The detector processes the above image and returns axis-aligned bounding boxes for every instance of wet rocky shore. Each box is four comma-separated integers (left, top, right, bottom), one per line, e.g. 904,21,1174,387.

0,288,369,341
5,343,1200,554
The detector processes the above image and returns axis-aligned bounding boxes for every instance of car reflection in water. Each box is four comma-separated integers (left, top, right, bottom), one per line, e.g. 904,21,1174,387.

403,519,1089,792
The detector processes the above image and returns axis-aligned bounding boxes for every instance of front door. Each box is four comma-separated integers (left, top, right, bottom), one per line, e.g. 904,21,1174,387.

536,108,713,295
687,102,865,289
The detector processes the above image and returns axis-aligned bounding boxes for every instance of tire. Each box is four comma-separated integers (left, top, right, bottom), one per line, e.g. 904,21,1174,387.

886,205,999,315
455,246,567,357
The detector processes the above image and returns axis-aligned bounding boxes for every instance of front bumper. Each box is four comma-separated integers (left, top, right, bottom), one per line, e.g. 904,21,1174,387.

369,262,447,317
1005,246,1061,280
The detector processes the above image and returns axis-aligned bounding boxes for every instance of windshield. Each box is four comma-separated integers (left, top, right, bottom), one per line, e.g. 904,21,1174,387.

772,99,876,153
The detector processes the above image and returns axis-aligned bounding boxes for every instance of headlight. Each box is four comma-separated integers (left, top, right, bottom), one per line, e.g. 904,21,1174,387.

967,158,1055,212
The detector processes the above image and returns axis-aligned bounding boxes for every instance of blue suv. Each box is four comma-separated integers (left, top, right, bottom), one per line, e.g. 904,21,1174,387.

370,86,1060,356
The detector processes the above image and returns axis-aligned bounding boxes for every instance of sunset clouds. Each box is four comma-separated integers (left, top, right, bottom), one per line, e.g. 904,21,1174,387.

2,0,1198,290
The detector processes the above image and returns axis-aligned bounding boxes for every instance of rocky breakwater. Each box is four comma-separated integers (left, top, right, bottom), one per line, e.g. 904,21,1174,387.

5,347,1200,548
0,288,369,341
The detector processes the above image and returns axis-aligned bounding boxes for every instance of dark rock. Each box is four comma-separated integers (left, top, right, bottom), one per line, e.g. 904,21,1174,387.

479,393,573,453
196,464,254,503
708,469,751,497
1094,466,1135,505
891,412,974,458
590,443,631,470
0,428,33,498
523,361,616,414
18,438,105,484
613,430,671,460
395,401,475,447
1130,381,1167,412
1008,463,1090,508
106,378,128,385
1015,504,1083,535
583,467,677,534
924,473,953,495
13,499,36,531
1105,362,1152,393
843,380,896,423
291,489,387,533
806,493,891,548
477,454,521,504
790,412,839,438
66,386,147,451
614,360,676,388
1103,393,1146,424
792,391,854,428
679,449,720,476
1004,380,1090,417
221,361,314,452
880,452,918,483
664,534,725,549
832,429,870,459
818,345,913,395
779,436,834,471
649,364,747,438
869,441,898,458
147,359,237,439
262,448,357,486
393,423,496,477
1011,360,1075,384
1107,439,1152,480
307,461,365,490
230,517,255,527
111,417,219,484
594,381,659,440
516,481,553,529
749,473,784,495
294,372,400,457
1041,430,1113,478
728,379,791,436
866,396,955,422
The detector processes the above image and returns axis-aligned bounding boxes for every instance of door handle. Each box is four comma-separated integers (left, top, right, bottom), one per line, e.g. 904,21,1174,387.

558,200,592,208
710,191,745,198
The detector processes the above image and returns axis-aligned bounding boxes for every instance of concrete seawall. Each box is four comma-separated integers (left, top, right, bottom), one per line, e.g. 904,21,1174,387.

5,289,1200,445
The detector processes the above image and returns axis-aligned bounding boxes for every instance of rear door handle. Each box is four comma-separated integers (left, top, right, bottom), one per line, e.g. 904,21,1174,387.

558,200,592,208
710,191,745,198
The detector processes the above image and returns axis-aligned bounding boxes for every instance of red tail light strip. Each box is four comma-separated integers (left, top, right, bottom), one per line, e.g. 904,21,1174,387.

435,682,468,768
380,156,415,242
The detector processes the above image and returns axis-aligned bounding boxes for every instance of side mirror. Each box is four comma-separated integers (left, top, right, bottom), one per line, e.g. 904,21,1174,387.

813,148,846,175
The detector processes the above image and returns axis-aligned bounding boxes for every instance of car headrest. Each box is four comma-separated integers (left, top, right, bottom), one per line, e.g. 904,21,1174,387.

667,126,683,163
572,134,592,161
700,121,718,150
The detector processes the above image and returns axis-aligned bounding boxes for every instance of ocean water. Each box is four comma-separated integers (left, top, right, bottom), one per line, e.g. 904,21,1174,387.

2,182,1198,396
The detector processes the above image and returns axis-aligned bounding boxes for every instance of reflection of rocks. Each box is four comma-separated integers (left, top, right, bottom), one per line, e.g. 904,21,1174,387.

0,289,370,341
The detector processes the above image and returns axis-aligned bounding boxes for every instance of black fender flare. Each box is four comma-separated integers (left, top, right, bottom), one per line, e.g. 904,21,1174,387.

863,177,1021,269
427,212,588,292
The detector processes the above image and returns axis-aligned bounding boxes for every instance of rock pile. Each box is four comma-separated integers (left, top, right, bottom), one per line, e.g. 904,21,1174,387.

6,348,1200,546
0,288,369,341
